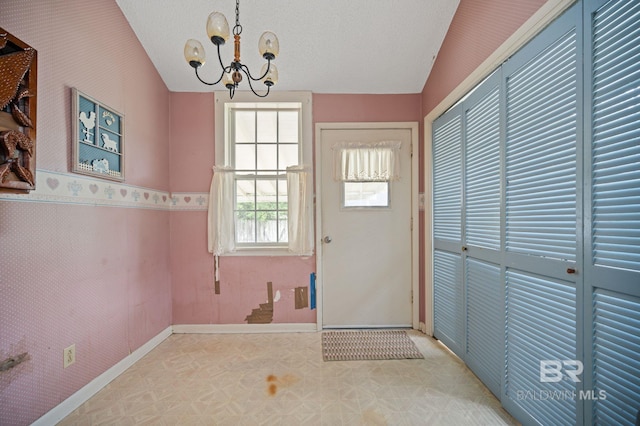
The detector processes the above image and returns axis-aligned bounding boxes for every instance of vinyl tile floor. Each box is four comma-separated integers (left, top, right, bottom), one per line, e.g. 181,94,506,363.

59,330,519,425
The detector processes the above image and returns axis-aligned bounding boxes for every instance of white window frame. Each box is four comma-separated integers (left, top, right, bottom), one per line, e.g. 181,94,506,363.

215,91,313,256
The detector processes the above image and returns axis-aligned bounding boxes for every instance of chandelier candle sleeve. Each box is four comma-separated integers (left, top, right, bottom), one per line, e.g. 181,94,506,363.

183,0,279,99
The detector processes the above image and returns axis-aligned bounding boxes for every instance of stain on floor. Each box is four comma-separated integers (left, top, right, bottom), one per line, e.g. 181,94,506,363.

265,373,299,397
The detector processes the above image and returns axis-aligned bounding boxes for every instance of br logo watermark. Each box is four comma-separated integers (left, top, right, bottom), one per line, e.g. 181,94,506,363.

517,360,608,401
540,360,583,383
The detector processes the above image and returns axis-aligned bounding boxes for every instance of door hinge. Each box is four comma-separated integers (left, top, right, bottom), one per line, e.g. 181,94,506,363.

410,217,413,231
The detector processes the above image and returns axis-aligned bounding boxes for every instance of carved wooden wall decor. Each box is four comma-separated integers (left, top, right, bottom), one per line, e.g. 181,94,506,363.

0,28,37,193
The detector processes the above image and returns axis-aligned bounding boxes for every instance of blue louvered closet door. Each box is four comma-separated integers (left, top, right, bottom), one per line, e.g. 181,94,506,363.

431,1,640,424
583,1,640,424
433,105,465,357
501,4,583,425
433,71,504,396
463,70,503,399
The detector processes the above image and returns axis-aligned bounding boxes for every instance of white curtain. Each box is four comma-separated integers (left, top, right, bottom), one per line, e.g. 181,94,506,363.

287,165,314,255
208,166,235,256
332,140,402,182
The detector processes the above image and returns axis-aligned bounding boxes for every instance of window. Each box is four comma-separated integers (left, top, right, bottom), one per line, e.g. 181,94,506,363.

214,92,313,254
231,106,299,245
343,182,390,208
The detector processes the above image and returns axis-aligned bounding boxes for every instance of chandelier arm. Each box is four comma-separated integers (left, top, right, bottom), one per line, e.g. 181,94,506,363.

216,43,228,72
194,44,233,86
195,67,226,86
240,60,271,82
241,67,270,98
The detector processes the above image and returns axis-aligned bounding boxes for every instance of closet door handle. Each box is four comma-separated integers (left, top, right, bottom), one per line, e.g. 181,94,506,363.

567,268,576,274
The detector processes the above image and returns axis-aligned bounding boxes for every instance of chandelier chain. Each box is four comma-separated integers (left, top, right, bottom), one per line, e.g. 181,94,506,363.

233,0,242,35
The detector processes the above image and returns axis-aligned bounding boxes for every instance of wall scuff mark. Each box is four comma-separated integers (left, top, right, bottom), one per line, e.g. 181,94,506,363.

0,337,33,394
0,352,29,372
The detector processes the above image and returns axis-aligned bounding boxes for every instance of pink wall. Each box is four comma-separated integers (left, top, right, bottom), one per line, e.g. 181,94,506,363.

169,93,423,325
0,1,172,424
421,0,547,116
169,91,316,325
171,209,317,324
314,94,422,123
169,93,215,192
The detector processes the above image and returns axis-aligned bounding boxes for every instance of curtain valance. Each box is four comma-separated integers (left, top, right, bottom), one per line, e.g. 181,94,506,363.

332,141,401,182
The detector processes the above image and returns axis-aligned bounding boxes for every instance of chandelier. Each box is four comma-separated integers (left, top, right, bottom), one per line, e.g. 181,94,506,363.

183,0,279,99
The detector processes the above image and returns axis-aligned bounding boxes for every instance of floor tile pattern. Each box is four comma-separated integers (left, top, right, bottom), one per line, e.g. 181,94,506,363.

59,331,519,425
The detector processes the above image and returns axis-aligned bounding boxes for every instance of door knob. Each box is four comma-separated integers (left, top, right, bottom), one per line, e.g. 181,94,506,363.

323,236,332,244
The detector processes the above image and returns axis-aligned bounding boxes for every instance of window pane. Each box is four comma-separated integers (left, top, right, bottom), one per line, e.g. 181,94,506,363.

256,179,277,204
257,144,278,171
236,211,255,243
235,144,255,171
343,182,390,208
279,111,299,142
235,110,255,143
279,144,299,170
236,179,255,210
257,111,277,143
257,216,278,243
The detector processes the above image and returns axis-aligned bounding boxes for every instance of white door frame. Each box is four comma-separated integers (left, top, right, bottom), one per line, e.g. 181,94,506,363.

315,122,420,331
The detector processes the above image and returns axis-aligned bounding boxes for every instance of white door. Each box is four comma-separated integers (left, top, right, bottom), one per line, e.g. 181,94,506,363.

319,126,413,328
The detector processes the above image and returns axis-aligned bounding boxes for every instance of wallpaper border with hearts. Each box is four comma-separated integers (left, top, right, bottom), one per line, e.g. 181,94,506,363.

0,169,208,211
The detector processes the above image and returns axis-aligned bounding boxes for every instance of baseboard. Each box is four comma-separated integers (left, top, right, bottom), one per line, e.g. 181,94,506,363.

32,326,172,426
172,323,317,334
419,322,429,335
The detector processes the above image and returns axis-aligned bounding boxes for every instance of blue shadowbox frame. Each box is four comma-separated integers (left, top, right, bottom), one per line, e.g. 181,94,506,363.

71,88,124,181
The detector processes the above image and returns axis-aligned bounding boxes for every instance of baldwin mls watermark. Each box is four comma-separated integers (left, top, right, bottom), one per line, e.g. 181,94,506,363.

515,360,607,401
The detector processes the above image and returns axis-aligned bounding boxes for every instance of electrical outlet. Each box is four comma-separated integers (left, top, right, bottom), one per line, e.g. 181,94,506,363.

63,344,75,368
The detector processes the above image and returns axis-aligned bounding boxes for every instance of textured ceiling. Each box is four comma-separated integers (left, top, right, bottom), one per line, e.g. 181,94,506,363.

116,0,460,94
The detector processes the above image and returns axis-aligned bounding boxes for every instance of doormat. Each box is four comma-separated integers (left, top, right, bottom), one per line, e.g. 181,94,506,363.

322,330,423,361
